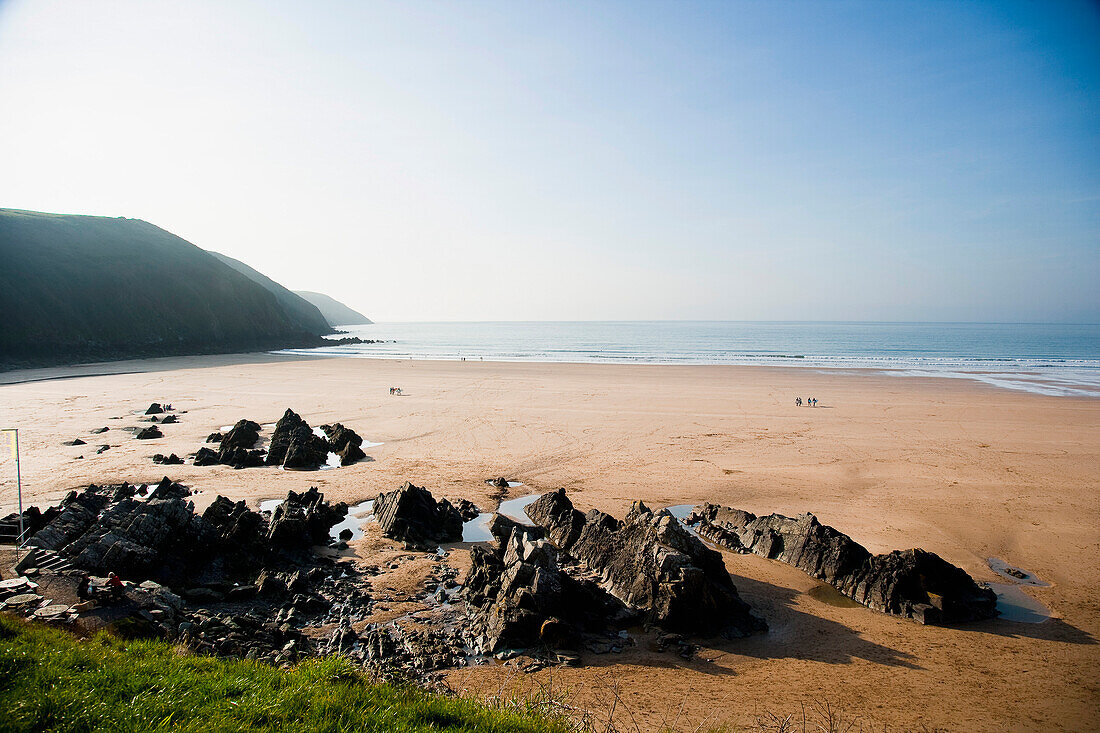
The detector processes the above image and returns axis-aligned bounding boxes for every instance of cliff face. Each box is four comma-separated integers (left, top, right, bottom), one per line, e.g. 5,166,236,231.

293,291,371,327
0,209,327,369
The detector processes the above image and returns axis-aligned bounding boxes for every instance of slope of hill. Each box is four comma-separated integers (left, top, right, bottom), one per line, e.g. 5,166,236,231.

207,251,332,335
293,291,372,326
0,209,328,369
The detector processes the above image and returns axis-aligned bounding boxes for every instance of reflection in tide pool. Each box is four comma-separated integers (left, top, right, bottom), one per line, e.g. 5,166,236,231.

460,494,541,543
327,500,376,541
258,498,376,542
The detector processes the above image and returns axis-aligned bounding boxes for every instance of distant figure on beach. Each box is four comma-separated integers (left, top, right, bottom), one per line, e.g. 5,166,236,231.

811,397,817,407
795,397,802,406
389,387,394,395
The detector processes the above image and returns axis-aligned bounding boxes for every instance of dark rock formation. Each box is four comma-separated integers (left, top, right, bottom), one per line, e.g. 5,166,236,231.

96,445,110,454
145,403,164,415
465,521,631,653
526,490,764,638
160,415,178,424
454,499,482,522
220,420,261,451
374,482,463,547
135,426,162,440
267,488,348,552
62,439,86,446
193,447,220,466
206,432,224,443
320,423,366,465
266,409,329,469
487,477,509,489
91,427,109,434
152,453,184,465
687,504,997,625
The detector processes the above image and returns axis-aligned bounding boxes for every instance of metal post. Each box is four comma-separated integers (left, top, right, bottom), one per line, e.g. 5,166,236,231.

14,429,23,548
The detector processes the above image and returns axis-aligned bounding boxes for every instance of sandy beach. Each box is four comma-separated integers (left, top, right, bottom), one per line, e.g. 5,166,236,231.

0,354,1096,731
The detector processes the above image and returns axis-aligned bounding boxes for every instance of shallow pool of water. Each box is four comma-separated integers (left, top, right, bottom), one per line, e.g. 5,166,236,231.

460,494,541,542
991,583,1052,623
988,557,1049,587
328,499,376,541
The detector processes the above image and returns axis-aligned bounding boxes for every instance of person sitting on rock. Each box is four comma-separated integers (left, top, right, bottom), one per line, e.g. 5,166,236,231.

106,572,124,600
77,573,92,601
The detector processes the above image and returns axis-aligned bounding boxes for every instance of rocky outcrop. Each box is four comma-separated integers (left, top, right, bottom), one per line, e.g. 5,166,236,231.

267,488,348,552
135,426,162,440
687,504,997,625
454,499,482,522
465,521,631,653
23,481,346,589
525,490,764,638
220,419,260,451
266,409,329,469
152,453,183,465
321,423,366,465
374,482,463,547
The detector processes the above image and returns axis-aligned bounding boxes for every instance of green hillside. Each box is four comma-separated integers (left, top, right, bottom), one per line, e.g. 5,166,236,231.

0,209,328,368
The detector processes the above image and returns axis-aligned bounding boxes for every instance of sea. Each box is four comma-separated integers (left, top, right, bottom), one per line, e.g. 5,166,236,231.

278,321,1100,397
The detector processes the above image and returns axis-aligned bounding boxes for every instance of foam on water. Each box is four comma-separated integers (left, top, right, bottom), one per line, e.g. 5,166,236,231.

275,321,1100,397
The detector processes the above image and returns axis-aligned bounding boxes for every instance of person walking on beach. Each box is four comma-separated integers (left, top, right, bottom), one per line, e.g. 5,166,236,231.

795,397,802,406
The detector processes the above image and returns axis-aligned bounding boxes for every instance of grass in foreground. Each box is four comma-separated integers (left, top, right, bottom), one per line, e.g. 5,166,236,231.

0,615,570,733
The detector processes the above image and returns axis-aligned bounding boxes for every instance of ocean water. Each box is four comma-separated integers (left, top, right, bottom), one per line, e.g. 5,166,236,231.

278,321,1100,397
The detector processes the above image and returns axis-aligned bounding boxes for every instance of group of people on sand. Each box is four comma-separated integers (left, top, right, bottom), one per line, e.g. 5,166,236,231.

795,397,818,407
388,387,403,395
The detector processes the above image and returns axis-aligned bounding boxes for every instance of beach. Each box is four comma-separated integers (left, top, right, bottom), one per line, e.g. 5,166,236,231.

1,353,1097,731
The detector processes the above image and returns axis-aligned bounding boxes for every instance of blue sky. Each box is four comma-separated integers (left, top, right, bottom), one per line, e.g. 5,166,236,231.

0,0,1096,322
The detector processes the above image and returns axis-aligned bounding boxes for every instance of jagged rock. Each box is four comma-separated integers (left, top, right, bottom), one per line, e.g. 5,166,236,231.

487,477,509,488
526,491,765,638
268,488,348,552
96,445,110,454
152,453,184,465
148,477,191,501
220,420,261,451
282,438,330,469
465,522,630,653
526,489,587,550
374,482,462,546
687,504,998,624
160,415,178,424
487,513,544,546
335,442,366,465
62,438,86,446
135,426,162,440
206,432,224,443
145,403,164,415
218,446,267,470
266,409,329,468
91,427,109,434
193,447,220,466
454,499,482,522
321,423,365,465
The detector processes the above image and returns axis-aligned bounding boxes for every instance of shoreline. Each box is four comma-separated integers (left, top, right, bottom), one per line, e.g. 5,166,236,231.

2,350,1099,400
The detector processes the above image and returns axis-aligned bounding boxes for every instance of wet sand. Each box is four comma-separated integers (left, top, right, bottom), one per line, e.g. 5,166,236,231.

0,354,1096,731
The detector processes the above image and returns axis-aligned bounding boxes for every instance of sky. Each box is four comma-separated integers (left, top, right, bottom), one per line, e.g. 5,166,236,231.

0,1,1097,323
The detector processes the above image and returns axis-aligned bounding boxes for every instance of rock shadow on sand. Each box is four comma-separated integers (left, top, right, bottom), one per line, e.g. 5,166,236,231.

718,575,923,670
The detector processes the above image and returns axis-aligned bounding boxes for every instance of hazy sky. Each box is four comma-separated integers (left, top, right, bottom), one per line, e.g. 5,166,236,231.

1,1,1097,322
